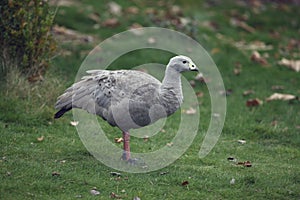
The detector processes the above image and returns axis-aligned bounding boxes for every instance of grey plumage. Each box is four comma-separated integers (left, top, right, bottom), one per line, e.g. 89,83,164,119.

55,55,198,132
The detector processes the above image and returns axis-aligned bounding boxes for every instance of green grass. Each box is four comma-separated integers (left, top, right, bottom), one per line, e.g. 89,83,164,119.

1,0,300,199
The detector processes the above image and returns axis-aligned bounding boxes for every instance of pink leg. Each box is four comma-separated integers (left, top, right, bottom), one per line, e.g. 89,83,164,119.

122,131,131,161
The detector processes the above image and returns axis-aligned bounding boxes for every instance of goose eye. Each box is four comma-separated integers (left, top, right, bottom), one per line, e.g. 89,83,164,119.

182,60,187,64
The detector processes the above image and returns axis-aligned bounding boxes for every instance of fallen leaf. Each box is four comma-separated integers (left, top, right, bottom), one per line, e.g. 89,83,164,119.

237,161,252,167
227,157,236,162
128,23,143,35
234,40,273,51
70,121,79,126
230,178,235,185
110,172,122,177
147,37,156,44
271,85,285,91
110,192,122,199
184,107,196,115
168,5,182,16
52,171,60,177
143,135,149,142
107,1,122,16
278,58,300,72
166,142,173,147
114,137,123,143
233,67,242,75
230,18,255,33
90,189,100,196
189,80,196,87
237,139,246,144
37,136,44,142
145,7,156,15
125,6,139,15
243,90,255,96
160,171,169,175
266,93,296,101
52,25,94,43
181,180,189,186
211,48,220,54
243,161,252,167
250,51,268,66
213,113,220,118
246,98,263,107
196,91,204,98
88,13,101,23
102,18,120,27
195,73,211,83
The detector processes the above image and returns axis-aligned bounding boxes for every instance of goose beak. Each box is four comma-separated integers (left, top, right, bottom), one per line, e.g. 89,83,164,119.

189,62,199,71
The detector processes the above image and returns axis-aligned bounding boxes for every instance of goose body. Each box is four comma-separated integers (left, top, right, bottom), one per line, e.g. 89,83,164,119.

55,55,198,161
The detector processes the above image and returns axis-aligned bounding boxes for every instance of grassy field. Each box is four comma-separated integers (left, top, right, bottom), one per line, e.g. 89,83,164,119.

1,0,300,199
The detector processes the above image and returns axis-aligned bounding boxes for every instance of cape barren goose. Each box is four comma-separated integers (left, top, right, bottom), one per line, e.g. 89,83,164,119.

54,55,198,162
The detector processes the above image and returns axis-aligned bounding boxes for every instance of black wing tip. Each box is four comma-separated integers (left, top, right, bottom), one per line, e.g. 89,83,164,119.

54,108,71,119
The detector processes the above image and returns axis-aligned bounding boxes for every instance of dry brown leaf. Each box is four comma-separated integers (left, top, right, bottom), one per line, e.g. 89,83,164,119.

110,192,122,199
250,51,268,66
70,121,79,126
243,90,255,96
107,1,122,16
184,107,196,115
110,172,122,176
160,129,166,133
195,73,210,83
211,48,220,54
271,85,285,91
169,5,182,16
128,23,143,36
147,37,156,44
114,137,123,143
233,67,242,75
237,161,252,167
196,91,204,98
227,157,236,162
52,25,94,43
37,136,44,142
266,93,296,101
90,189,100,196
230,18,255,33
102,18,120,27
181,180,189,186
88,13,101,24
230,178,235,185
234,40,273,51
125,6,139,15
246,98,263,107
189,80,196,87
145,7,156,15
237,139,246,144
278,58,300,72
52,171,60,176
143,135,149,142
166,142,173,147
